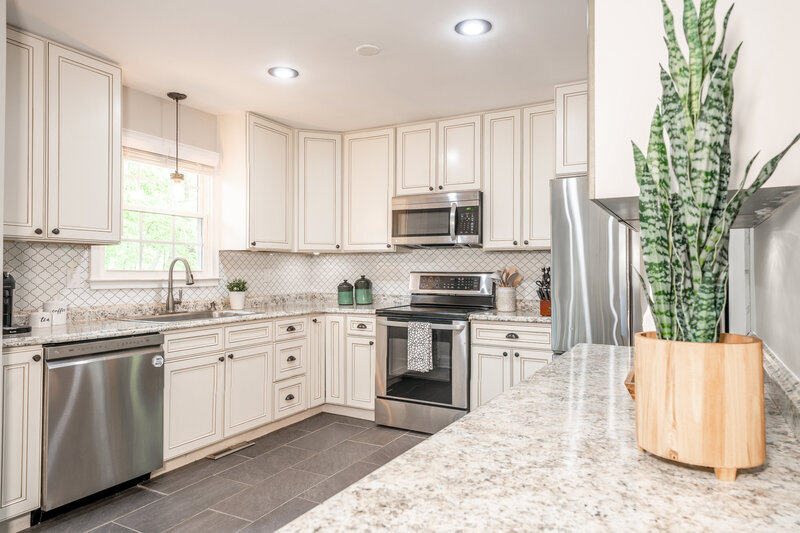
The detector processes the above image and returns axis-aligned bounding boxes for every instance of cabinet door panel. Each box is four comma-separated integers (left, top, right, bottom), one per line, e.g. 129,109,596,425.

325,316,346,405
308,316,325,408
346,337,375,410
470,346,511,410
483,109,521,250
555,82,588,176
4,29,45,240
396,122,436,196
298,131,341,251
343,128,394,251
511,349,552,386
225,345,272,437
0,349,43,520
248,114,293,250
523,103,555,249
274,339,308,381
438,115,481,191
164,354,224,459
273,376,306,420
47,44,121,243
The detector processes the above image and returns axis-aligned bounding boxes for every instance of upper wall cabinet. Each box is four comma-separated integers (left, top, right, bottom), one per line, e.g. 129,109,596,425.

438,115,482,191
395,122,436,196
217,112,293,251
297,131,342,251
343,128,394,252
483,109,521,250
522,103,555,249
554,81,587,176
4,30,122,244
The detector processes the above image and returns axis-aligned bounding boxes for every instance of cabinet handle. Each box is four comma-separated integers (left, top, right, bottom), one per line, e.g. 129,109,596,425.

52,228,60,235
503,351,508,357
429,186,434,191
251,241,256,246
336,244,340,249
438,185,443,190
287,355,296,362
386,243,391,248
505,333,519,339
286,325,296,332
369,341,374,346
524,240,529,245
357,323,367,329
228,353,234,359
285,394,295,401
32,354,41,362
218,356,225,362
514,352,520,358
312,318,318,323
513,240,518,246
34,228,43,235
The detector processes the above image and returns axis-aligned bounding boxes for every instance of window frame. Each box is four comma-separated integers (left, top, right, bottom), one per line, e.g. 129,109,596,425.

90,150,219,289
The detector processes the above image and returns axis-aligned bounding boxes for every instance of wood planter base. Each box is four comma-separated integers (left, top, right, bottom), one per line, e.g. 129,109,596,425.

634,332,765,481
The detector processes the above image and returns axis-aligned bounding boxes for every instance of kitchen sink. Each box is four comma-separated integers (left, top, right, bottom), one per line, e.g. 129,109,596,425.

123,310,255,323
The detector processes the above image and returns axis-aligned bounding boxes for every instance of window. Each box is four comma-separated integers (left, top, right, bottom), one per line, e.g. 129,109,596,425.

90,150,218,287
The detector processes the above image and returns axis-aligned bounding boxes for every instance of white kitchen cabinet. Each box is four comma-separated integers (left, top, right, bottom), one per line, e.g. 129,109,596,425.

217,112,293,251
437,115,481,192
345,336,375,410
0,348,43,522
395,122,436,196
4,28,45,240
274,338,307,381
511,349,551,386
297,131,342,251
273,375,307,421
522,103,555,249
470,346,511,409
47,43,122,243
224,344,272,438
164,353,225,460
482,109,521,250
554,81,587,176
325,315,346,405
343,128,394,251
308,316,325,408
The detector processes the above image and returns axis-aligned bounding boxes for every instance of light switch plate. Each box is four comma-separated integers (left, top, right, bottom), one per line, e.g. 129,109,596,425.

65,267,81,288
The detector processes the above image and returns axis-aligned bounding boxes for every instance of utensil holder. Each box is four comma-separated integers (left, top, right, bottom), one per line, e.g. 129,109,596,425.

539,299,551,316
496,287,516,312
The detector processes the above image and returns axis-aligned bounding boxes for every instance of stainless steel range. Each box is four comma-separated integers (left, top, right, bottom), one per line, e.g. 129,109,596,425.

375,272,494,434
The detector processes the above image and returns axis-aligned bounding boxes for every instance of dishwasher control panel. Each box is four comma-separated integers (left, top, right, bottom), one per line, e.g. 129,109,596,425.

44,333,165,361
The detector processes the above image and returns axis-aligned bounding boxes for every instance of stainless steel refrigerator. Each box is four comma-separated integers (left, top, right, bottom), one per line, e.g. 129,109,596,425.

550,176,642,353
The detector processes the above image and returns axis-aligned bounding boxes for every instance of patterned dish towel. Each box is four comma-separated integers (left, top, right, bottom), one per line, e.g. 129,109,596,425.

407,321,433,373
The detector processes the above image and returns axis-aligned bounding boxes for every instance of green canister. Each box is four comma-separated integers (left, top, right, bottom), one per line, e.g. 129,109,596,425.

337,280,354,306
354,275,373,305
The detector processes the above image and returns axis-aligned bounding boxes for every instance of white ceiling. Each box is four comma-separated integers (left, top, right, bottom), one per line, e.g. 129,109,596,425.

8,0,588,131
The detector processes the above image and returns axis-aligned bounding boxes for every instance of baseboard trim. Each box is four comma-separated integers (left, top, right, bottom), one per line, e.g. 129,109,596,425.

322,403,375,421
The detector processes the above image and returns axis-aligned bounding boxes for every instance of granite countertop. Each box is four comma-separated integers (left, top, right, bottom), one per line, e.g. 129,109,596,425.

281,344,800,532
1,302,380,348
468,307,552,324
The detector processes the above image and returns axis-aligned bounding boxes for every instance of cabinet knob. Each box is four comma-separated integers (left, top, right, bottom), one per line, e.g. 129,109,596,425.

336,244,340,249
369,341,374,346
514,352,520,358
429,186,434,191
287,355,296,362
506,332,519,339
32,354,41,362
524,240,529,245
218,356,225,362
513,240,518,246
228,353,234,359
357,323,367,329
286,325,296,332
34,228,43,235
251,241,256,246
438,185,443,190
386,244,391,248
52,228,60,235
286,394,295,401
503,351,508,357
312,318,318,323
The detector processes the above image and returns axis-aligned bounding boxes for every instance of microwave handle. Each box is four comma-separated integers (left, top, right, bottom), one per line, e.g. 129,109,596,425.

449,203,457,241
377,319,466,332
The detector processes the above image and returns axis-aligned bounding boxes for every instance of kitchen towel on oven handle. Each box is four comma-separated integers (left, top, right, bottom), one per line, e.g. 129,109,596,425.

407,321,433,373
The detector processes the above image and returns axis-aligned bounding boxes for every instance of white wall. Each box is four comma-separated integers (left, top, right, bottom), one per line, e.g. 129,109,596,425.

754,194,800,378
590,0,800,199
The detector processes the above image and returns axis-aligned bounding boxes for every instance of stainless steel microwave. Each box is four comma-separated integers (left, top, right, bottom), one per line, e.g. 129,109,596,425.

391,191,482,247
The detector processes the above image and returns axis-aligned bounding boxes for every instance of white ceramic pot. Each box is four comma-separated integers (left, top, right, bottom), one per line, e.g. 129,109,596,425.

229,291,246,310
496,287,516,312
29,311,52,329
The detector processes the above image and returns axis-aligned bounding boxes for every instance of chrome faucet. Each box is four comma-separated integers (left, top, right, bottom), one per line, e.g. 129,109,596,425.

166,257,195,313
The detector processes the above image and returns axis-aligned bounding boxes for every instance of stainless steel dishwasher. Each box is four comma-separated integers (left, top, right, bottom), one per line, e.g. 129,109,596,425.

42,333,165,511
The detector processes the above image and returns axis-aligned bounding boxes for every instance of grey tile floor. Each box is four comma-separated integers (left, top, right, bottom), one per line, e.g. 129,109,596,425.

28,414,427,533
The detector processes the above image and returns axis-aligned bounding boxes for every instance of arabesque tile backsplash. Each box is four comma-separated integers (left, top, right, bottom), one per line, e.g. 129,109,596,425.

3,241,550,314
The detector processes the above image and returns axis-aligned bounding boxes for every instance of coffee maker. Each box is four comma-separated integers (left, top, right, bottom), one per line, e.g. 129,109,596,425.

3,272,31,334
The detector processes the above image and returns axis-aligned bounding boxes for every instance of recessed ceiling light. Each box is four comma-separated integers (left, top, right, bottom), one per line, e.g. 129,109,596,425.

356,44,381,57
268,66,299,79
454,19,492,36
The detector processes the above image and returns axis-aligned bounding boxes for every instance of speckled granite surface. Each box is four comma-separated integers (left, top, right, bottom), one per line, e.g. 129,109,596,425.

468,308,552,324
281,343,800,533
763,343,800,440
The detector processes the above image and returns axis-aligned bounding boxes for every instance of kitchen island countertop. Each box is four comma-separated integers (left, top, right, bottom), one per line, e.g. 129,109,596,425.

280,343,800,532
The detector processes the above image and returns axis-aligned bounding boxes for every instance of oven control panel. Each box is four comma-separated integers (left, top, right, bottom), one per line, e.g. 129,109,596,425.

419,275,481,291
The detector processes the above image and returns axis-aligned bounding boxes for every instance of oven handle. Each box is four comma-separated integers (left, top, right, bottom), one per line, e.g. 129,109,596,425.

449,203,457,241
377,319,466,332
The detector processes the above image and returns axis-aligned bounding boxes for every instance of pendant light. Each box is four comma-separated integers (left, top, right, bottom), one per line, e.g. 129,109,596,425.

167,91,187,183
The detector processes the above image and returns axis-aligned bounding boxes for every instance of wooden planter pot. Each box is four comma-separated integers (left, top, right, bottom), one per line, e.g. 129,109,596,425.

634,332,765,481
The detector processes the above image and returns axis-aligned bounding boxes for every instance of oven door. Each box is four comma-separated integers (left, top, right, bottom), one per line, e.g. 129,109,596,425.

376,317,468,410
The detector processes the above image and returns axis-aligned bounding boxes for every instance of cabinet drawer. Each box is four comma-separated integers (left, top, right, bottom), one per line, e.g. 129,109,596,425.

275,317,308,340
346,316,375,336
471,322,551,348
225,321,272,349
274,339,308,381
273,376,306,420
164,328,224,359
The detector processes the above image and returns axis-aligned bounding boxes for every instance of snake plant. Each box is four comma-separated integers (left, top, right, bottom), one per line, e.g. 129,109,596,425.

634,0,800,343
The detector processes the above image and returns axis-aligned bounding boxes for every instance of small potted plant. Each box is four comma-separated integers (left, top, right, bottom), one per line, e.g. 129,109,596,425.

226,278,248,310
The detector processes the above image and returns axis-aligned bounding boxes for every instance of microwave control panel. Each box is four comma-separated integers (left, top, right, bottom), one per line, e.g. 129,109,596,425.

456,207,479,235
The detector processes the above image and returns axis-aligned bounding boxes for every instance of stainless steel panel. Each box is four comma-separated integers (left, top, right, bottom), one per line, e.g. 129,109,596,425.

43,342,164,510
408,271,494,297
392,234,481,247
375,398,465,434
391,190,481,210
551,176,633,353
44,333,164,360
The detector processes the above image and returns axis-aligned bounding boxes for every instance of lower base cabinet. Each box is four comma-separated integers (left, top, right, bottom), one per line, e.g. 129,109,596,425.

224,345,273,437
470,346,552,409
164,353,225,460
325,315,375,410
0,348,43,522
308,316,325,408
273,375,307,420
325,316,347,405
345,337,376,410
